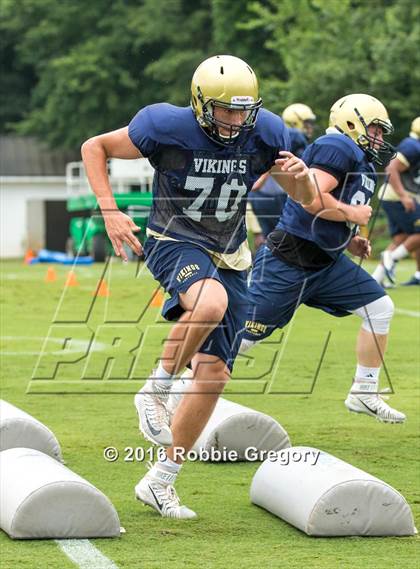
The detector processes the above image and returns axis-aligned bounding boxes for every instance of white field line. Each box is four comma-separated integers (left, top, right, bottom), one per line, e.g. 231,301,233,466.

1,336,106,356
395,308,420,318
56,539,119,569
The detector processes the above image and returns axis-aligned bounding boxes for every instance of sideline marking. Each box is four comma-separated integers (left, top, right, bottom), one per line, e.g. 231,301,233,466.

56,539,119,569
395,308,420,318
1,336,106,356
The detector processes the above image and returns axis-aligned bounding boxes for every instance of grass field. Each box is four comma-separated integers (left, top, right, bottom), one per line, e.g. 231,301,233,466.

0,258,419,569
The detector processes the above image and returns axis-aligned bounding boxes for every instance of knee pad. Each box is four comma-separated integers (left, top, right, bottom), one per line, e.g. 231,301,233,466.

239,338,258,354
352,295,394,335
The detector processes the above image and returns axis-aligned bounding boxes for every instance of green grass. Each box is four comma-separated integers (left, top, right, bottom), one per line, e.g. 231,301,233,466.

0,259,419,569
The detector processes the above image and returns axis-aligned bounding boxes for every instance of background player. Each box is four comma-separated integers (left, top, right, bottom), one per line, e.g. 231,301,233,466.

240,94,406,424
81,55,315,518
372,116,420,286
249,103,317,239
283,103,317,157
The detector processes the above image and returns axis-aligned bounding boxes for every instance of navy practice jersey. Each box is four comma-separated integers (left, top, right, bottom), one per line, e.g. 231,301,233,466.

398,136,420,196
278,133,376,258
288,127,309,158
128,104,290,253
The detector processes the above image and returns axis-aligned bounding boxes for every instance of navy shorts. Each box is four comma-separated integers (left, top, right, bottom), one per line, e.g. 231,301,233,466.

243,246,386,341
143,238,248,370
382,200,420,236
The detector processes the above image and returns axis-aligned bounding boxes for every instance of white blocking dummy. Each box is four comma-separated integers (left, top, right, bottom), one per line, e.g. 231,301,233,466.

0,400,63,461
168,376,291,461
0,447,121,539
250,446,416,536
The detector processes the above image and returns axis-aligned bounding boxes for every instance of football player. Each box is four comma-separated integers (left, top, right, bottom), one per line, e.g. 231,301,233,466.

240,94,407,424
81,55,316,518
283,103,317,158
372,116,420,286
249,103,317,238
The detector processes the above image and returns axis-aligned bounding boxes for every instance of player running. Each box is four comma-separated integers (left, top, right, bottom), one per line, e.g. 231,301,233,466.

240,94,407,424
249,103,317,239
81,55,316,518
372,116,420,286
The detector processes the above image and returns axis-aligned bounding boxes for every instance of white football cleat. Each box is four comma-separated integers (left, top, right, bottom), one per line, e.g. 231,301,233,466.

135,466,197,519
380,250,396,284
345,392,406,423
134,377,172,446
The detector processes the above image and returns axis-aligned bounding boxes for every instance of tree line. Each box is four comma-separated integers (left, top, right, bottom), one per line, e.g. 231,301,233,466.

1,0,419,149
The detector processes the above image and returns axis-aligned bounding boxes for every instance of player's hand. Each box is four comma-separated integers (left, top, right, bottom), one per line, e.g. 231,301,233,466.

253,233,266,250
251,172,270,191
347,236,371,259
401,193,416,212
276,151,310,180
349,204,372,226
102,209,142,261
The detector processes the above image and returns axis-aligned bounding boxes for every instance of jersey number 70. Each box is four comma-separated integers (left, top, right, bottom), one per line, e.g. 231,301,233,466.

182,175,247,223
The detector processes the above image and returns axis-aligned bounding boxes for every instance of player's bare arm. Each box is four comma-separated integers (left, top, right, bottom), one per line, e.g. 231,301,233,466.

303,168,372,226
270,151,315,206
386,156,415,212
81,127,143,260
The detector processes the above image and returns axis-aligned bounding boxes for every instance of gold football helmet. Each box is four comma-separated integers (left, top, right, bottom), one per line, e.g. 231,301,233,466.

191,55,262,144
410,116,420,138
329,94,395,165
282,103,316,131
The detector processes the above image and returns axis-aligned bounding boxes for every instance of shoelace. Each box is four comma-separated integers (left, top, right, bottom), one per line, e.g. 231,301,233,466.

151,483,181,517
166,486,181,508
144,392,169,428
359,393,401,419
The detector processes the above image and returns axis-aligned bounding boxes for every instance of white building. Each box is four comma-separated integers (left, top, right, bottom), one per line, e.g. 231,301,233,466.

0,136,154,258
0,135,77,258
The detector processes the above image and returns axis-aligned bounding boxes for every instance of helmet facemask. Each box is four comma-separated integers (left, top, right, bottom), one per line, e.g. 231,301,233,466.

352,109,395,167
302,118,316,139
199,88,262,145
329,94,396,167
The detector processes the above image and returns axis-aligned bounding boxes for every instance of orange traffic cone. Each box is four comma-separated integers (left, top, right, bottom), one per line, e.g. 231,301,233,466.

151,288,164,307
45,266,57,283
65,270,79,287
24,249,36,264
93,279,110,297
